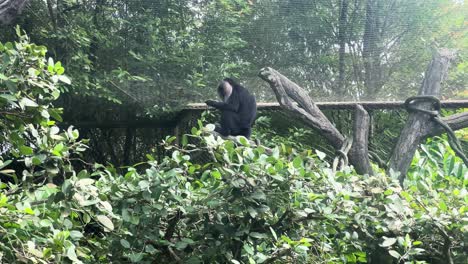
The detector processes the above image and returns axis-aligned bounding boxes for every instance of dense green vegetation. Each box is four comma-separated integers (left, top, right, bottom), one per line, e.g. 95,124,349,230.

1,32,467,263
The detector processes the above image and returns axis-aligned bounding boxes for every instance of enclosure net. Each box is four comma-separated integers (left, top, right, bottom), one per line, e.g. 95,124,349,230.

1,0,467,107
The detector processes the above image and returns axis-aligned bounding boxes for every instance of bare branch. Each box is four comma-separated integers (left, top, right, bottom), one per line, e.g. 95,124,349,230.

258,67,345,149
425,111,468,137
349,105,374,175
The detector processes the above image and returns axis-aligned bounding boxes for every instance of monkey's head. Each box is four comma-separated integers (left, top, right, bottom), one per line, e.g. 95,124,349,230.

217,78,234,101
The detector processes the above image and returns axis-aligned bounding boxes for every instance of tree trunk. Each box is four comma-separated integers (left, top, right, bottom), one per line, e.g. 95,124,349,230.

388,49,457,184
0,0,28,24
349,105,374,175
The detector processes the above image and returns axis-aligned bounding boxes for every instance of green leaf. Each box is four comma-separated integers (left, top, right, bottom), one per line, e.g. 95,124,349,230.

205,124,215,131
62,180,72,195
439,201,447,211
247,207,258,218
24,207,35,215
19,145,34,155
181,135,188,146
120,239,131,248
47,108,63,122
0,94,17,102
243,244,254,255
175,241,188,250
0,169,15,175
293,156,303,168
52,143,64,156
19,97,38,107
67,246,80,262
238,136,249,146
70,230,83,240
269,226,278,241
381,237,397,247
96,215,114,231
0,160,12,169
129,253,143,263
315,149,326,160
249,232,268,239
58,75,71,85
388,250,401,259
39,219,53,227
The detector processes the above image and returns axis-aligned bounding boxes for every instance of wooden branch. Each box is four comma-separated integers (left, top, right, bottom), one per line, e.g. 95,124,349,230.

258,68,378,176
349,105,374,175
60,101,468,129
425,111,468,137
388,49,457,183
258,67,345,149
186,100,468,111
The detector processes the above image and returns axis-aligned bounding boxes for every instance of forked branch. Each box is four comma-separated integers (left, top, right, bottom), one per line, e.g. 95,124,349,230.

259,67,373,175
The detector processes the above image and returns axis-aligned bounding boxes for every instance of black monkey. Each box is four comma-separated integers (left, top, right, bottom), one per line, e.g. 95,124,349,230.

205,78,256,138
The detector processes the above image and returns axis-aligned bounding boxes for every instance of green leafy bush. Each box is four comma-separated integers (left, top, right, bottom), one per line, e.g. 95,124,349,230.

95,124,466,263
0,29,113,263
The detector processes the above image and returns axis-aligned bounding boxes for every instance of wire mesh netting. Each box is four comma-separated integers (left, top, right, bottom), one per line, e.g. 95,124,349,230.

1,0,467,165
1,0,467,107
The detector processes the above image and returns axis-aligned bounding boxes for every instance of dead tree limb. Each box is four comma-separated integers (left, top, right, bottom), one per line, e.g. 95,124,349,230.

258,67,345,149
349,105,374,175
426,112,468,137
0,0,28,24
388,49,458,183
259,67,375,175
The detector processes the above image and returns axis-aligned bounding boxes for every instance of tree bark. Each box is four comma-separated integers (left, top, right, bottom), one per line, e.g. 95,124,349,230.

259,67,373,175
0,0,28,24
349,105,374,175
388,49,457,184
259,67,345,149
426,112,468,137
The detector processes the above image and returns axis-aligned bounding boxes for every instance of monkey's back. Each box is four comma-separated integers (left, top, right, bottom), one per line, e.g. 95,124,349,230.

235,85,257,128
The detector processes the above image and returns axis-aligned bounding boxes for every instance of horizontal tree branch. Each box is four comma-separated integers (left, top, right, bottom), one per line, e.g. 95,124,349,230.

258,67,345,149
425,111,468,137
186,100,468,111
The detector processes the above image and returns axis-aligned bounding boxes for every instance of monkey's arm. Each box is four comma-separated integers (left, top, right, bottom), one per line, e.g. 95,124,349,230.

205,99,239,112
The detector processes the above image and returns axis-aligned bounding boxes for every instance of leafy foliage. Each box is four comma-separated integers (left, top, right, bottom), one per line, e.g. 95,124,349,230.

0,29,113,263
